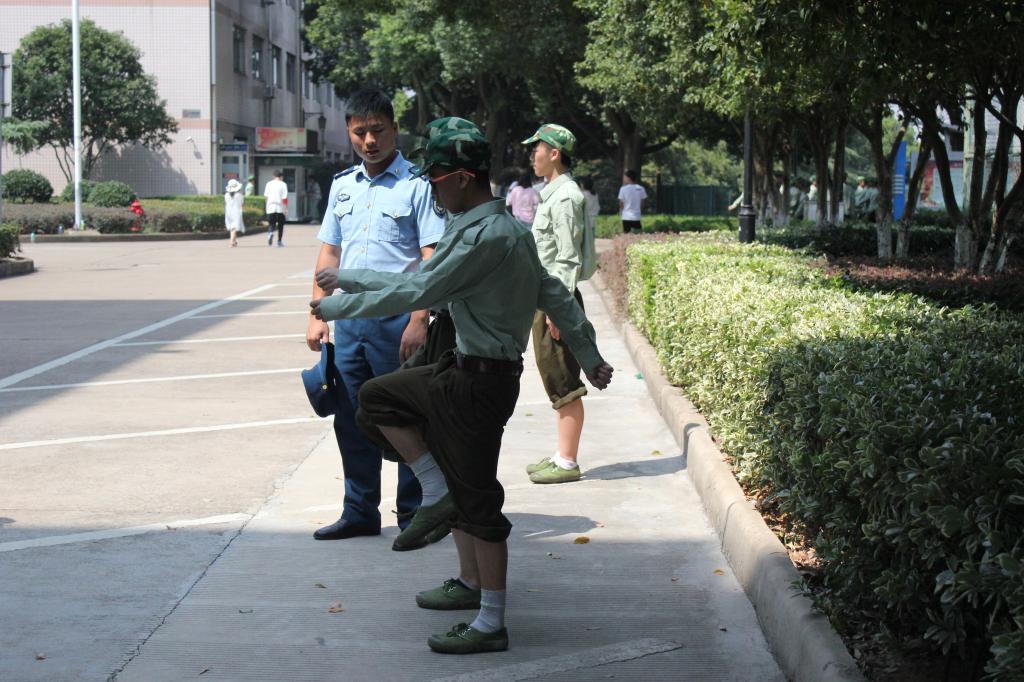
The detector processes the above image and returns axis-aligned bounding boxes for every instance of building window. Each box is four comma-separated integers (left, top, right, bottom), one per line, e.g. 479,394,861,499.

251,36,264,81
302,63,309,99
271,45,282,89
314,81,322,103
232,26,246,74
286,52,296,93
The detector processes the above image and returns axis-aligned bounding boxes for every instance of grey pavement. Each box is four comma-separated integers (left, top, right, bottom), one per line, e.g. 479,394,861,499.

1,227,785,681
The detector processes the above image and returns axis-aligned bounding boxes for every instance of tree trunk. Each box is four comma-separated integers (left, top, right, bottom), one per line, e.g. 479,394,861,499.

831,121,847,226
856,107,903,261
607,108,643,178
804,112,831,232
916,106,964,224
896,136,934,259
959,93,991,269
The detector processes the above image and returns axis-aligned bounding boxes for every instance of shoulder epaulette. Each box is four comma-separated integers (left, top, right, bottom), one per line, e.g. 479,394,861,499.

332,166,357,180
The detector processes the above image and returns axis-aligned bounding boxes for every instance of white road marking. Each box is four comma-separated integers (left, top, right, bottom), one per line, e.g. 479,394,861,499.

430,639,683,682
0,417,325,451
0,368,306,393
191,311,307,319
115,333,304,347
0,513,251,553
0,282,280,390
523,529,553,538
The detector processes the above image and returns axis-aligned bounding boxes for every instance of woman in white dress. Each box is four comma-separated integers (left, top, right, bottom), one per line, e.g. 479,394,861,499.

224,178,245,247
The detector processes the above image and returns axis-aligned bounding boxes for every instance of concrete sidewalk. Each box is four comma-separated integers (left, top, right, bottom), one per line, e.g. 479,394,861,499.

114,283,785,682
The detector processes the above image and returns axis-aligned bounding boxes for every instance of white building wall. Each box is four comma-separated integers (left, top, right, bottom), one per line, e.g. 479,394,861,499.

0,0,212,196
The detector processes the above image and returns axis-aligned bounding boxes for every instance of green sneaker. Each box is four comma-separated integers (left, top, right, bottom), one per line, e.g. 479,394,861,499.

392,494,456,551
525,456,551,474
416,578,481,610
428,622,509,654
528,460,581,484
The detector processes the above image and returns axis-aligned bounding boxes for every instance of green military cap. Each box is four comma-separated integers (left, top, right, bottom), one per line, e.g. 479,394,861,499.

410,116,480,165
522,123,576,155
412,117,490,178
856,175,866,183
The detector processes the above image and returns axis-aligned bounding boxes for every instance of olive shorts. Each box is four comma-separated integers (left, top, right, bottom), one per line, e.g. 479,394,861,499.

356,351,521,542
532,288,588,410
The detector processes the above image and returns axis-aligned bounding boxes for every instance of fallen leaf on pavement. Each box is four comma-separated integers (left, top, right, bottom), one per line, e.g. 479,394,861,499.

35,653,45,661
524,412,533,416
671,577,680,582
314,583,327,589
635,372,643,379
573,536,590,544
719,625,728,632
650,449,663,457
328,602,344,613
595,522,605,528
713,569,725,576
199,668,210,675
546,552,563,560
238,608,253,614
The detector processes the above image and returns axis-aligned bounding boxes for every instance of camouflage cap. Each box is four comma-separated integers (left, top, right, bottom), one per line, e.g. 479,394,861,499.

412,117,490,178
522,123,576,155
410,117,479,162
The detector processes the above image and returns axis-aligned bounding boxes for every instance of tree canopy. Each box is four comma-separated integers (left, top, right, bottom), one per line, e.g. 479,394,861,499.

11,19,177,182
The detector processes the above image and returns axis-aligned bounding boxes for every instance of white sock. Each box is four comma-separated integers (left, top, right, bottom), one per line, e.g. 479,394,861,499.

470,589,506,633
552,453,579,470
409,452,448,506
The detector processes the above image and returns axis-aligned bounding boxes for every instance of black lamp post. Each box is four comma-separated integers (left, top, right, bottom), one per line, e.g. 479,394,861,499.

738,106,756,243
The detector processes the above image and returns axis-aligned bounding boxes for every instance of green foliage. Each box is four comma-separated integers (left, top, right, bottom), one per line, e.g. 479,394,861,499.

2,169,53,203
625,235,1024,679
1,203,134,233
762,221,955,257
60,180,98,203
0,118,50,155
595,214,735,239
11,18,177,182
143,199,262,234
87,181,136,207
649,139,742,188
0,224,20,258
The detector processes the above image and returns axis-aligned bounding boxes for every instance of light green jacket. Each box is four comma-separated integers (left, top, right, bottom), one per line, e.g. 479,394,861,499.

318,200,604,372
532,173,586,293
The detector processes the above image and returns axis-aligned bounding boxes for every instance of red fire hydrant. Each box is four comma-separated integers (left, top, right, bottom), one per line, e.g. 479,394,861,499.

129,199,145,232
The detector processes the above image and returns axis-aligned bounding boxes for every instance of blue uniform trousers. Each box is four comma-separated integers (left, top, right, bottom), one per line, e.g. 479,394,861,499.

332,314,422,529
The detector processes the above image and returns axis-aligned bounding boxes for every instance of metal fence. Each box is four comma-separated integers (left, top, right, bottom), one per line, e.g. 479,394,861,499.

654,185,733,216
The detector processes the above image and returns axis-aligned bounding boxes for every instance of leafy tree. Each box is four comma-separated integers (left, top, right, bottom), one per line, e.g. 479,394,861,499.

11,19,177,182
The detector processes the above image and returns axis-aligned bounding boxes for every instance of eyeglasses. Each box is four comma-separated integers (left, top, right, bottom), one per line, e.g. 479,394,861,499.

428,169,476,184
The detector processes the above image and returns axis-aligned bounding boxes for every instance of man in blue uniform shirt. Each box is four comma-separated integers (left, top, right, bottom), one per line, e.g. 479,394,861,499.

306,88,446,542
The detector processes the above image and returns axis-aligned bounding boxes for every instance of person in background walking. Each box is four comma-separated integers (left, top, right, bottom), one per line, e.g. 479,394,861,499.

505,171,540,226
244,174,256,197
264,169,288,247
580,177,600,236
224,178,245,247
618,170,647,233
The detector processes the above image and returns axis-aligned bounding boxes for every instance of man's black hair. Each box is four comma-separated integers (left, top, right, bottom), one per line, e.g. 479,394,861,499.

273,169,283,177
557,151,572,169
518,171,533,188
345,88,395,123
624,169,638,182
580,176,594,192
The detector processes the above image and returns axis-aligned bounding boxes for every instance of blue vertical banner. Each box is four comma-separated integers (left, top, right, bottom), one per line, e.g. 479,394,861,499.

892,140,907,220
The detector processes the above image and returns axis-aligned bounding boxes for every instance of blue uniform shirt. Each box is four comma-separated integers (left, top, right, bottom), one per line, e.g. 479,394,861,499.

318,151,445,273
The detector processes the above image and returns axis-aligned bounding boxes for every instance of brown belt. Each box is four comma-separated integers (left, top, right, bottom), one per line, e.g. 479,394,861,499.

454,351,523,377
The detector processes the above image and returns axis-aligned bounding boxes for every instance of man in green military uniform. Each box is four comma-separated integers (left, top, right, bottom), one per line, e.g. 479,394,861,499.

310,119,614,654
522,124,590,484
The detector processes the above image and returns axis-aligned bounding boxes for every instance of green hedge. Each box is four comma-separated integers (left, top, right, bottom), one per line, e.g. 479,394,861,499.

60,180,98,203
143,198,263,233
595,213,736,239
151,194,265,211
2,169,53,203
761,220,957,257
1,203,136,234
626,234,1024,679
88,180,136,207
0,223,20,258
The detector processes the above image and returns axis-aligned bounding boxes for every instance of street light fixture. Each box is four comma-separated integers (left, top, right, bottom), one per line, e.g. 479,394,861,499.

738,106,757,244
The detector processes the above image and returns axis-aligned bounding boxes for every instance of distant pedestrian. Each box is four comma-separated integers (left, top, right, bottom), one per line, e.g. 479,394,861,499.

853,176,868,219
505,171,540,225
863,178,880,222
264,170,288,247
618,170,647,233
244,174,256,197
580,177,600,236
225,179,245,247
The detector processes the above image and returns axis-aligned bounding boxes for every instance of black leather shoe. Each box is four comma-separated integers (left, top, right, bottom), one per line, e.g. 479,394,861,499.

313,518,381,541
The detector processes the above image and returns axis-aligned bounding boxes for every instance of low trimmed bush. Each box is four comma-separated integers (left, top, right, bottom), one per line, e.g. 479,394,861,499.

595,213,735,239
1,203,135,234
60,180,98,203
625,234,1024,679
88,180,136,207
0,223,20,258
143,199,262,233
761,220,957,257
2,169,53,203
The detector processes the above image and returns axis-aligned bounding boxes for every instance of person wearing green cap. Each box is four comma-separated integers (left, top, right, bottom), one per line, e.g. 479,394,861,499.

522,123,592,485
311,118,614,654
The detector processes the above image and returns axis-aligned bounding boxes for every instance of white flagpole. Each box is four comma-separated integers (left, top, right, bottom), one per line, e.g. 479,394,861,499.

72,0,83,230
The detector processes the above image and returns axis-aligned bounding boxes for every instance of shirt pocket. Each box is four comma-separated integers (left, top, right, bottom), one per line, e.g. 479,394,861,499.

374,203,414,243
332,199,355,241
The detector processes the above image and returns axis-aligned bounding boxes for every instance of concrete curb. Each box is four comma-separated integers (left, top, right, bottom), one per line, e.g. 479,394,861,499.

591,271,864,682
0,256,35,278
32,231,230,243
